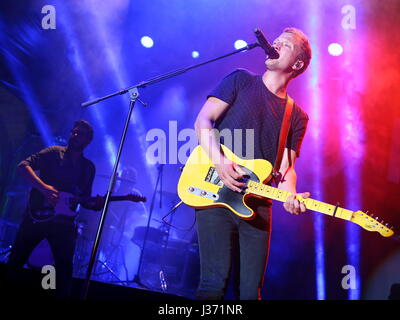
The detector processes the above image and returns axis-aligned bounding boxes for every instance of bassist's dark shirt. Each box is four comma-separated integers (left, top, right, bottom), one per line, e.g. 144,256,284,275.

19,145,96,216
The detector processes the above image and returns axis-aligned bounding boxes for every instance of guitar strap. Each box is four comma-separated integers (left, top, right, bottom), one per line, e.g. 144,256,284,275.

272,95,294,185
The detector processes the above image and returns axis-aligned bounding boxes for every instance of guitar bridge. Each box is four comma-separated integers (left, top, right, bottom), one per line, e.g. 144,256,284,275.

187,186,219,201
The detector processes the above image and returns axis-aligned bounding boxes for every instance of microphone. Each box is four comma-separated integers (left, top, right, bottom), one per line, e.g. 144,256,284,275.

254,28,279,59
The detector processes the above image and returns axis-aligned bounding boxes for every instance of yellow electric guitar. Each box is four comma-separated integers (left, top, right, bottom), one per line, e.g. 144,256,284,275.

177,144,395,238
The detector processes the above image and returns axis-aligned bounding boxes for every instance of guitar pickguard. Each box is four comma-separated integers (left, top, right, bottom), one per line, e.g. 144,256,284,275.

213,166,260,219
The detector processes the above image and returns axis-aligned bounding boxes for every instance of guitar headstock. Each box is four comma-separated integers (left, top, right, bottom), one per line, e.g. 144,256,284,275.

126,193,147,203
351,211,394,238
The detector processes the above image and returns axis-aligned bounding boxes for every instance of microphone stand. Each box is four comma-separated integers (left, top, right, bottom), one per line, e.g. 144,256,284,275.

80,41,261,300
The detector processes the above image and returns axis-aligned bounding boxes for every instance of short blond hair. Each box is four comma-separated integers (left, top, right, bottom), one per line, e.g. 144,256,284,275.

283,27,312,78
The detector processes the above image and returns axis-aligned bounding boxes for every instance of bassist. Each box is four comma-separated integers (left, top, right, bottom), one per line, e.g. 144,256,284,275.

7,120,104,299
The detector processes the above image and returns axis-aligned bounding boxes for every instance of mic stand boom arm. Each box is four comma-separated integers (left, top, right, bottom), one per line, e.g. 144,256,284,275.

81,42,260,108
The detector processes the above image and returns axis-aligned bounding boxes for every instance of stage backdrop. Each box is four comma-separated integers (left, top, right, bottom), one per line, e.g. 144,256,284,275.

1,0,399,299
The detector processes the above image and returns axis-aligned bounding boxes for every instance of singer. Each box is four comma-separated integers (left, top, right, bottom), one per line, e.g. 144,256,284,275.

194,27,312,300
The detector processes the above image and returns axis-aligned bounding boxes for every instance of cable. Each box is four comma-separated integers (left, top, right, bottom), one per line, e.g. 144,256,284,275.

161,201,196,232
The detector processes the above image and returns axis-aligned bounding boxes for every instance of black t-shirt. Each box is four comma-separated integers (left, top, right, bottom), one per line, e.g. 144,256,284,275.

19,145,96,212
208,69,308,165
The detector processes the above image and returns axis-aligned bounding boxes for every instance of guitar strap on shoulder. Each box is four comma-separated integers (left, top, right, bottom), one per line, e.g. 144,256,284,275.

272,95,294,184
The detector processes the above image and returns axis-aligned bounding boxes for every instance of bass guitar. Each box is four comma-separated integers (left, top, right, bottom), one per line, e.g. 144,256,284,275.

30,191,146,222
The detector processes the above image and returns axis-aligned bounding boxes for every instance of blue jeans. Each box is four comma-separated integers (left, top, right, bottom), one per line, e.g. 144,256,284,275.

195,198,272,300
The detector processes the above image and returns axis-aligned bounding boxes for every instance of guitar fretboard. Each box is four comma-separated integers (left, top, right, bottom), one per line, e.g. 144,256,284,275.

246,180,354,221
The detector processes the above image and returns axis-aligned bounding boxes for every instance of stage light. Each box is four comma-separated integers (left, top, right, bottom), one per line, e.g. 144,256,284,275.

234,40,247,50
308,3,326,300
192,51,200,58
328,43,343,56
141,36,154,48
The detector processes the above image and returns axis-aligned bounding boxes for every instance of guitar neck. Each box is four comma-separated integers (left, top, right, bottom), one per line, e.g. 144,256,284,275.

108,196,129,202
76,195,128,205
246,180,354,221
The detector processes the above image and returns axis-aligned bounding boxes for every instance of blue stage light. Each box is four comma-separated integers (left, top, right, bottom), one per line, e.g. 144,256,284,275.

141,36,154,48
328,43,343,56
234,40,247,50
192,51,200,58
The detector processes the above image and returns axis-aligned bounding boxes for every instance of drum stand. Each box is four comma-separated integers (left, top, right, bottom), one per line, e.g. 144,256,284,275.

75,211,129,285
96,208,130,285
132,164,164,290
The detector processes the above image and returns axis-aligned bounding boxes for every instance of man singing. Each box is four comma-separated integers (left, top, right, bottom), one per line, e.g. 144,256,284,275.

194,27,312,299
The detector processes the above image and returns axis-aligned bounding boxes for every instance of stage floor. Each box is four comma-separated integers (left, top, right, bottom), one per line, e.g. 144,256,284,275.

0,263,189,301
